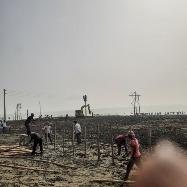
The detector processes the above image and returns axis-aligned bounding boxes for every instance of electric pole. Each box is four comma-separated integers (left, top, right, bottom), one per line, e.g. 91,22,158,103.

16,103,21,120
4,89,6,121
129,91,141,116
83,95,87,118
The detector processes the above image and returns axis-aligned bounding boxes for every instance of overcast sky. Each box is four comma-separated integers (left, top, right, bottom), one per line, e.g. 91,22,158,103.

0,0,187,115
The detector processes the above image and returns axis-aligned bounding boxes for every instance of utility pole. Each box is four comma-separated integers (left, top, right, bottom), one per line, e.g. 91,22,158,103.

4,89,6,121
129,91,141,116
16,103,21,120
83,95,87,118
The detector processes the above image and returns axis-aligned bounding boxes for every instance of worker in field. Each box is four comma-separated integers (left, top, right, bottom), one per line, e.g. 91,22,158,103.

24,113,42,135
122,131,142,181
29,132,43,156
2,120,6,134
73,121,82,144
114,134,128,156
24,113,35,135
42,121,52,144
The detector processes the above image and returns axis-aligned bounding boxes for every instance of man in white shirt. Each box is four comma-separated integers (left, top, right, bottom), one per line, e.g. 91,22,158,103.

73,121,81,144
42,122,52,144
2,120,6,134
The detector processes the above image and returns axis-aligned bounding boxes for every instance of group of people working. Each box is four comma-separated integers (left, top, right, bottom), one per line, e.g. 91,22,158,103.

24,114,81,156
24,114,141,181
24,113,52,156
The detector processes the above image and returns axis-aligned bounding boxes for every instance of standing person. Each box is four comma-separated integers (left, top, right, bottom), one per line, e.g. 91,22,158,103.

42,122,52,144
2,120,6,134
24,113,35,135
115,134,128,156
122,131,142,181
73,121,81,144
29,132,43,155
0,120,2,133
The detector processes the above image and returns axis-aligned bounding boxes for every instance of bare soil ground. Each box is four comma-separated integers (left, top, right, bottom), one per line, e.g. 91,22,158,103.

0,115,187,187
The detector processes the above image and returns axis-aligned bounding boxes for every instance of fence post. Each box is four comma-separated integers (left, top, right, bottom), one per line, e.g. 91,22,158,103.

110,125,115,165
84,126,87,158
148,126,152,155
46,127,48,149
54,123,56,151
63,128,65,154
97,124,100,161
40,124,42,138
72,124,75,156
173,126,177,144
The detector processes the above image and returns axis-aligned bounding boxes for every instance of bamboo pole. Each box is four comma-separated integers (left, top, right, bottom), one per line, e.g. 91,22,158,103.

84,126,87,158
0,164,59,173
0,157,77,169
27,158,77,169
46,128,48,149
72,124,75,156
63,128,65,154
110,125,114,165
54,123,56,151
173,126,177,144
91,179,135,183
97,124,100,161
148,126,152,155
40,124,42,138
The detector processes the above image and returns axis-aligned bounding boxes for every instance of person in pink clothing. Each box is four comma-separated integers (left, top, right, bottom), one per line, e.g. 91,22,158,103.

123,131,142,181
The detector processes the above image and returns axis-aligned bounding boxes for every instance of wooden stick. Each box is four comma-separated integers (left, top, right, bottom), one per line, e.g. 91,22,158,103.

72,124,75,156
173,126,177,144
54,123,56,151
63,128,65,153
110,125,114,165
0,164,59,173
84,126,87,158
148,126,152,155
91,179,135,183
0,157,77,169
26,158,77,169
97,124,100,161
40,124,42,138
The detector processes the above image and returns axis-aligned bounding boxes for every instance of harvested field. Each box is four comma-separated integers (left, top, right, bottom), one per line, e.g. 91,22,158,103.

1,115,187,187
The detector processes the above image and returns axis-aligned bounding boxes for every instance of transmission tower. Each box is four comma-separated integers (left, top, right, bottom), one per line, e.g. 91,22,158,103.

129,91,141,115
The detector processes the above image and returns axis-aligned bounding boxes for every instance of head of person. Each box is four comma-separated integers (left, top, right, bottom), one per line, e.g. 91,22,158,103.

73,121,77,124
128,131,135,139
31,113,34,117
46,121,49,126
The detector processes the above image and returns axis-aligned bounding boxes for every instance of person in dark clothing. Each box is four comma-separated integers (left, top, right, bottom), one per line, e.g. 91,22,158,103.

25,113,35,135
29,132,43,155
115,134,128,156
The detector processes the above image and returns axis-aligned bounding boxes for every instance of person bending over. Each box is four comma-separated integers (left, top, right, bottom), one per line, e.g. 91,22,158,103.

115,134,128,156
29,132,43,156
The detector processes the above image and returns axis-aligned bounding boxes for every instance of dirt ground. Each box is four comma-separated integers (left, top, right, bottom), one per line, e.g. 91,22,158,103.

0,115,187,187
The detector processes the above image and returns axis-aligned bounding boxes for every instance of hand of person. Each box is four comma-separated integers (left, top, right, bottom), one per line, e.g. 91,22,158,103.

135,141,187,187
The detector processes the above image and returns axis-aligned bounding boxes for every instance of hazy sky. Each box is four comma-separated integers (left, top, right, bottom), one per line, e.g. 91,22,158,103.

0,0,187,115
